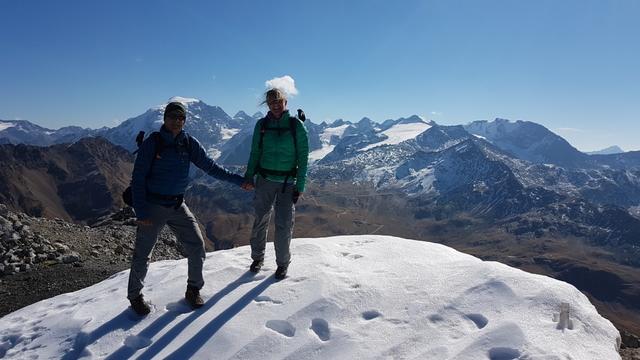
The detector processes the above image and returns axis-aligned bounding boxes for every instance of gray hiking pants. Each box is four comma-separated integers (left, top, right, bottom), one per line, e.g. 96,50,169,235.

250,176,295,266
127,202,205,300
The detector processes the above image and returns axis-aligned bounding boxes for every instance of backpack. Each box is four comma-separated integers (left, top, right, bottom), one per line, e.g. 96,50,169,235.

256,109,306,192
122,130,192,206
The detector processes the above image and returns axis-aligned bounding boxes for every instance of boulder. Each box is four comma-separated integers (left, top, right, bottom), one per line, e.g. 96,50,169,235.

62,252,81,264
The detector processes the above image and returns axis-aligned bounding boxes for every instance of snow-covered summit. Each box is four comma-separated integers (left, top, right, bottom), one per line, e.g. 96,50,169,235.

167,96,201,105
463,118,593,168
360,117,434,151
0,121,16,132
0,236,620,359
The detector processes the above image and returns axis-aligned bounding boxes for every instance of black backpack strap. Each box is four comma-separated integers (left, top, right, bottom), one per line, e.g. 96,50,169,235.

179,133,193,157
150,132,164,159
184,133,191,154
289,116,299,159
258,117,268,151
282,116,301,193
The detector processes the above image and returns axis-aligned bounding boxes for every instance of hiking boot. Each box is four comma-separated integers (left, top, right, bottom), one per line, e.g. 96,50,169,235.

185,285,204,309
275,265,288,280
129,294,151,316
249,259,264,273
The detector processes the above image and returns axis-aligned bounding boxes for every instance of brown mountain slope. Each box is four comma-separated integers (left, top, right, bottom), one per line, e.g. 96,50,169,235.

0,137,132,222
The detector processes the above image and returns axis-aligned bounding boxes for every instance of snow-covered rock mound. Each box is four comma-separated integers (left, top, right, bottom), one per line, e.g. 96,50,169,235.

0,236,621,359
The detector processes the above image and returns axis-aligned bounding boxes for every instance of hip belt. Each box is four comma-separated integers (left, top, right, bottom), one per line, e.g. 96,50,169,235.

147,192,184,209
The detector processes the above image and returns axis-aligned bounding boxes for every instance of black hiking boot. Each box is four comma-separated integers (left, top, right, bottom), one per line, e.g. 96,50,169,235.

275,265,288,280
249,259,264,273
185,285,204,309
130,294,151,316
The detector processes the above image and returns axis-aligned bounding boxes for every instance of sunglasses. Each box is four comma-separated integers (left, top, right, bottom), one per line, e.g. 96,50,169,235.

167,114,186,122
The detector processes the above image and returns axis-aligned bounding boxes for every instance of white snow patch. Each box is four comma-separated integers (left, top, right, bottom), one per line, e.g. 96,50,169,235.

168,96,200,104
361,122,432,151
309,145,336,162
221,127,240,140
472,133,487,140
0,236,621,360
309,124,351,162
320,124,350,143
0,122,16,132
207,147,221,160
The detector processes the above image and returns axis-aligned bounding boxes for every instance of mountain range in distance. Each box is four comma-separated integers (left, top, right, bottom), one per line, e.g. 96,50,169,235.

1,96,639,222
0,96,631,160
1,97,640,341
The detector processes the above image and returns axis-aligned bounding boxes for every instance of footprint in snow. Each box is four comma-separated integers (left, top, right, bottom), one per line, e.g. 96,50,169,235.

488,347,521,360
310,318,330,341
124,335,152,349
465,313,488,329
362,310,382,320
340,252,364,260
254,296,283,305
166,301,192,314
266,320,296,337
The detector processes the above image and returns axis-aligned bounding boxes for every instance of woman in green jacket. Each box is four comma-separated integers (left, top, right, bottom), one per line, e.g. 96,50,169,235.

242,88,309,280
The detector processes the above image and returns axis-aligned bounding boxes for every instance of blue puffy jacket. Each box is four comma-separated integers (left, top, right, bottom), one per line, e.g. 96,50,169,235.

131,126,243,220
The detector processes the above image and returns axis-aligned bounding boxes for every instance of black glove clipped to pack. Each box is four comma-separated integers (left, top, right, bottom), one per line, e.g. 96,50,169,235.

292,189,301,204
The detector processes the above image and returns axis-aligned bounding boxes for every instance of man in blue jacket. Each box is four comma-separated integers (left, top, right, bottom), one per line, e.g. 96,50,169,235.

128,101,244,315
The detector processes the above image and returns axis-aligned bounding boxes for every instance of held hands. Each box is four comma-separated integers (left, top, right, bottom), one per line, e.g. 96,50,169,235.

241,181,255,191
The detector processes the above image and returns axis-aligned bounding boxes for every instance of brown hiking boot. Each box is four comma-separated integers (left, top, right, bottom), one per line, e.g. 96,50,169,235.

129,294,151,316
249,258,264,273
275,265,288,280
185,285,204,309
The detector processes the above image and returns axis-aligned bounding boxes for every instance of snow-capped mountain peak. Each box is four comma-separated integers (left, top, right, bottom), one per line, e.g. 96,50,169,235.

0,121,17,132
463,118,593,168
167,96,201,105
359,117,433,151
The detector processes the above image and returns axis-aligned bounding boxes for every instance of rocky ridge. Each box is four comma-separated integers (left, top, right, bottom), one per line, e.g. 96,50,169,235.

0,203,185,317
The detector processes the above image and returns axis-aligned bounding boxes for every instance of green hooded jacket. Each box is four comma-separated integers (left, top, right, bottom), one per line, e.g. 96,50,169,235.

244,110,309,192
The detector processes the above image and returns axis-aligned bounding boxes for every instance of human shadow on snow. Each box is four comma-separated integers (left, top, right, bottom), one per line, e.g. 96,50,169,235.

61,309,137,360
103,271,273,360
162,275,275,359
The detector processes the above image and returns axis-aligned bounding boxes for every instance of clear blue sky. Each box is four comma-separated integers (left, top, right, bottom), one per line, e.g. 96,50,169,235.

1,0,638,151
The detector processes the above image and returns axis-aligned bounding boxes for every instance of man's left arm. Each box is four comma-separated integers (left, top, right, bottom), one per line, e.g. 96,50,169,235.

189,136,244,185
